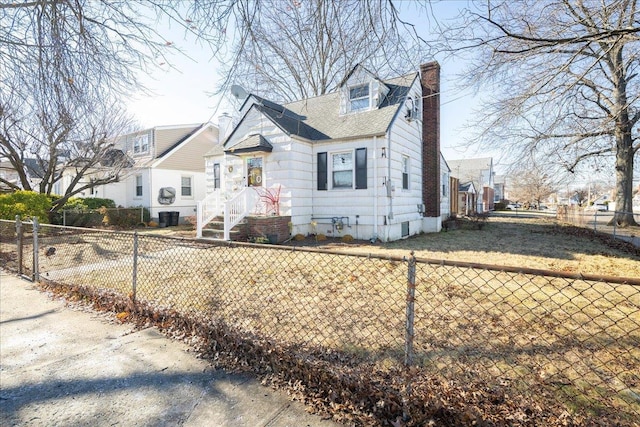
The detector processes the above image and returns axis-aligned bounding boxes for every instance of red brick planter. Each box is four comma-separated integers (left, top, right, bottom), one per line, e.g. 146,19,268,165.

247,215,291,244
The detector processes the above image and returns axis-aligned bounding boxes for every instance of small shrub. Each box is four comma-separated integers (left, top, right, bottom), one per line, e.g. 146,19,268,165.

82,197,116,209
184,215,197,228
106,208,145,228
294,233,305,241
341,234,354,243
466,212,490,230
0,191,51,223
316,233,327,241
148,220,158,227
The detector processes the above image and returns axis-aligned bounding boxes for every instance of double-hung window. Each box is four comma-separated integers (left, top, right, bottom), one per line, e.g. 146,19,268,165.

213,163,221,189
133,135,149,154
181,176,193,197
402,156,409,190
135,175,143,197
332,152,353,188
442,173,448,196
317,148,367,190
349,84,369,111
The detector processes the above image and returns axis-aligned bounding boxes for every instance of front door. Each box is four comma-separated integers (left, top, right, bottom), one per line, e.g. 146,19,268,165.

247,156,263,187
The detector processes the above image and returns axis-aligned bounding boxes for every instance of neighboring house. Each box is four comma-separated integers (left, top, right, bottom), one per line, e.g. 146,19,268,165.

494,175,506,202
0,158,47,193
458,181,477,216
89,123,219,223
448,157,495,213
449,175,460,215
199,62,445,242
440,154,451,222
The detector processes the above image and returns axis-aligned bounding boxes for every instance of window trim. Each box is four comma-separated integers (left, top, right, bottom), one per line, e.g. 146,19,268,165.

331,151,354,189
135,174,143,198
442,172,448,197
401,155,409,190
213,163,221,189
348,83,370,112
133,134,149,155
181,175,193,198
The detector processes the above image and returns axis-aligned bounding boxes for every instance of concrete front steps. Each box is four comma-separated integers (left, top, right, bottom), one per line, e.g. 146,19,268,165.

200,217,248,241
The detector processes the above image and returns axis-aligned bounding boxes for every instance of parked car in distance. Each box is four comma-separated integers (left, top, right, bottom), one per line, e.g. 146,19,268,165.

506,203,521,210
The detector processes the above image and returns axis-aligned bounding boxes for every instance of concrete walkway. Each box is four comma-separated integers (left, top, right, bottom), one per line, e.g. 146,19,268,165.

0,271,341,427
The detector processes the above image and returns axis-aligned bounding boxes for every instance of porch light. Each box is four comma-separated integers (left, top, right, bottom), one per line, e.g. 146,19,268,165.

381,147,386,158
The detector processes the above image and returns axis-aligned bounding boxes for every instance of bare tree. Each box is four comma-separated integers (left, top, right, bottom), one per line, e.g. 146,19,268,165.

508,162,559,209
444,0,640,226
574,188,590,207
0,0,187,212
1,0,431,214
204,0,431,102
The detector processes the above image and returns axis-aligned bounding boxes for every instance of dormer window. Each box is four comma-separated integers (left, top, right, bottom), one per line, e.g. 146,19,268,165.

339,65,390,115
349,84,370,111
133,134,149,154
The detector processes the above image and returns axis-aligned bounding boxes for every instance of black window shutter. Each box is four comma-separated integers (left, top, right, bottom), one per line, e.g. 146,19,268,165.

355,148,367,189
317,152,327,190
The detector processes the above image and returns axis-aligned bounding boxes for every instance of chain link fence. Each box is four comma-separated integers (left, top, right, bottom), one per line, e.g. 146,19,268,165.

1,218,639,426
558,206,640,247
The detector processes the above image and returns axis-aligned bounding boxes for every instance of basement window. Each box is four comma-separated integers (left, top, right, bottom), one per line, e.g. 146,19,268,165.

401,221,409,238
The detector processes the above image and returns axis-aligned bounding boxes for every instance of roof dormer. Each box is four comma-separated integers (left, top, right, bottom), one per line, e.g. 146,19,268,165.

339,65,390,115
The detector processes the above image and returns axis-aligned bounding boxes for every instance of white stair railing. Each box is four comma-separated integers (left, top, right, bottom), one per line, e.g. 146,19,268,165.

196,191,222,238
223,187,256,240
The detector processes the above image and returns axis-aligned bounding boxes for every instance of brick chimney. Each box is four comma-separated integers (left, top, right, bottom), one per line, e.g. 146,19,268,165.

420,61,440,218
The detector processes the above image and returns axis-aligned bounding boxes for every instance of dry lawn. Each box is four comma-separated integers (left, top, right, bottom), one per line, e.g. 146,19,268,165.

3,215,640,423
285,215,640,278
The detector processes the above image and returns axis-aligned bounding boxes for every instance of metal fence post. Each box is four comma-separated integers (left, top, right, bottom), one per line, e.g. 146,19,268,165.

132,231,138,304
403,251,417,422
405,251,416,367
15,215,23,276
594,210,598,232
32,217,39,282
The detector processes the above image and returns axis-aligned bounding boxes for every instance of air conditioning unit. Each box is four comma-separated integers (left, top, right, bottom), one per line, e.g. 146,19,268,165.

404,97,419,122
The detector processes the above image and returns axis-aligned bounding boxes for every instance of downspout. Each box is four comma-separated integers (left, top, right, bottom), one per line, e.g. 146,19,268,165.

386,132,392,228
373,136,378,241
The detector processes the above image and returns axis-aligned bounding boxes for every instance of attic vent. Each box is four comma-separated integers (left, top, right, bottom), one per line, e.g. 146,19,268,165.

158,187,176,205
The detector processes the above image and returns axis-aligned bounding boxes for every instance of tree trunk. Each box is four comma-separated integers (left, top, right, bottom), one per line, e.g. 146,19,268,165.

609,48,637,227
610,132,637,226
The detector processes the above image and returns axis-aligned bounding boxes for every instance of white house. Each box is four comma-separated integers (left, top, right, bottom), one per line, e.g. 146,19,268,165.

440,153,451,221
89,123,219,223
198,62,445,242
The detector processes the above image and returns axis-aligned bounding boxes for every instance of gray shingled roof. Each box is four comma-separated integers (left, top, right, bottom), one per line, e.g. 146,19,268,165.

228,72,417,145
226,134,273,154
204,144,225,157
459,181,476,192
